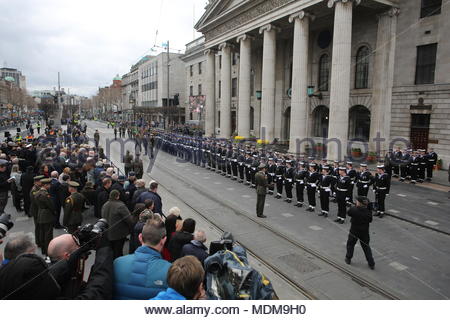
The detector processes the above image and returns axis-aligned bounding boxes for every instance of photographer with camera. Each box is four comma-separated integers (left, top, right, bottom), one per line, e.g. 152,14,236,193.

0,220,113,300
344,196,375,270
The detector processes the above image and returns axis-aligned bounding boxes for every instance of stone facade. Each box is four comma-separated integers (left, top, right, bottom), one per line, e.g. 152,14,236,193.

195,0,450,166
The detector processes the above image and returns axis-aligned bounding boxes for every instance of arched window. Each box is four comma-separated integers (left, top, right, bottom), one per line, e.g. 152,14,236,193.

355,46,370,89
312,105,329,138
318,54,330,92
348,105,371,141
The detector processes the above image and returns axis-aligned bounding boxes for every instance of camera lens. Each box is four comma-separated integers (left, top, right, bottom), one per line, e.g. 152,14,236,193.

0,213,14,239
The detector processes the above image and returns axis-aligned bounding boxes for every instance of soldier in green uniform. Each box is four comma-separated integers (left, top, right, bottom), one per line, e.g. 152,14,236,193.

63,181,86,234
255,163,269,218
133,154,144,179
30,175,44,248
35,178,55,256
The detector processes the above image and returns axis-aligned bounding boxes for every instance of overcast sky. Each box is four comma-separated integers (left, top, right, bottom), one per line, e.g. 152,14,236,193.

0,0,207,97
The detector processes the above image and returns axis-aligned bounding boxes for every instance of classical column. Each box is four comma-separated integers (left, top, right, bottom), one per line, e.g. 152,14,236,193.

369,8,399,154
327,0,358,161
236,34,253,138
259,24,278,142
204,49,216,137
288,11,314,154
219,42,232,138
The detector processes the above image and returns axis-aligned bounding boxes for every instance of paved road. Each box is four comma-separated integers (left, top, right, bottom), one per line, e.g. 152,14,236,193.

86,120,450,299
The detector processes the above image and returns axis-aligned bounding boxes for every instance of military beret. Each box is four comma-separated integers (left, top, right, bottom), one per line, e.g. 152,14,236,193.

40,178,52,184
68,181,80,187
258,163,266,169
34,175,45,181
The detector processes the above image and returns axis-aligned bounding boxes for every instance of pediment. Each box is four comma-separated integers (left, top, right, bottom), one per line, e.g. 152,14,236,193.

195,0,253,32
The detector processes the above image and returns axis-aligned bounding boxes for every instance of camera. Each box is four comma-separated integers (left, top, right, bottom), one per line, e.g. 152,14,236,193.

72,219,108,250
209,232,234,256
0,213,14,239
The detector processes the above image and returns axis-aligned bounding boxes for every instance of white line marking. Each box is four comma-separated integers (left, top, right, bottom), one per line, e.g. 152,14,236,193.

309,225,323,231
389,261,408,271
242,195,251,198
425,220,439,226
15,217,30,222
281,213,294,218
427,201,438,206
397,194,407,197
412,256,421,261
388,209,400,214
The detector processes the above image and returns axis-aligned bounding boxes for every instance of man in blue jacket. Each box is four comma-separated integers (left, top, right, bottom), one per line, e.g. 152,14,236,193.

152,256,206,300
136,181,163,215
113,216,171,299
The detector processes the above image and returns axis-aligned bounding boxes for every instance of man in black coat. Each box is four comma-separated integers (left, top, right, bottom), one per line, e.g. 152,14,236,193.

136,181,163,215
95,178,112,218
345,196,375,270
181,230,208,266
110,175,127,204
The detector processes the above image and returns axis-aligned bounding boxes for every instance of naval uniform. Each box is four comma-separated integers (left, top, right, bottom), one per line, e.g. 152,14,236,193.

336,175,351,221
374,172,389,216
284,166,294,202
295,168,307,206
306,171,320,210
356,171,373,197
319,174,335,215
275,163,285,198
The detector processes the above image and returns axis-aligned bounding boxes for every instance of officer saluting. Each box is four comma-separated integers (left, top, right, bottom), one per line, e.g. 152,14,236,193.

63,181,86,234
255,163,269,218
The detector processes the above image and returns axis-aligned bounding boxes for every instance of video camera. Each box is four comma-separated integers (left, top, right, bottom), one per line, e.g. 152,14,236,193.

209,232,234,256
0,213,14,240
72,219,108,251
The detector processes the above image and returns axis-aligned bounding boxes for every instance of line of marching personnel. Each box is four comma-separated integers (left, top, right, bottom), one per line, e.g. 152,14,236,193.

385,147,438,184
155,134,391,223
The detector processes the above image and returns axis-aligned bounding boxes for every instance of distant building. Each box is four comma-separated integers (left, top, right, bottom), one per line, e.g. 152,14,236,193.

0,67,26,91
181,37,206,126
122,52,186,125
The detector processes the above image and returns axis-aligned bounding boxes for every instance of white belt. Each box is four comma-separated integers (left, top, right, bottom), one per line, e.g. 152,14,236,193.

378,187,387,190
308,183,317,187
239,162,243,165
233,159,237,162
286,179,292,182
337,188,347,192
269,173,275,176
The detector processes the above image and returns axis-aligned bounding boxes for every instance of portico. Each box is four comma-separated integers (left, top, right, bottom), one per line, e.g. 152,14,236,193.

197,0,399,160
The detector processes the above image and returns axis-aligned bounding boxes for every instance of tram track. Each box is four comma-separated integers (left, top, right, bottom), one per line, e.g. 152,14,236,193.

153,158,401,300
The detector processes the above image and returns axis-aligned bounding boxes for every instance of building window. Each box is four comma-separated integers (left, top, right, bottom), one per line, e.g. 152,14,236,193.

198,84,202,95
318,54,330,92
348,105,371,141
355,46,370,89
420,0,442,18
198,62,202,74
189,85,193,96
190,65,193,77
218,81,221,98
312,105,329,138
231,78,237,97
232,52,238,65
415,43,438,84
